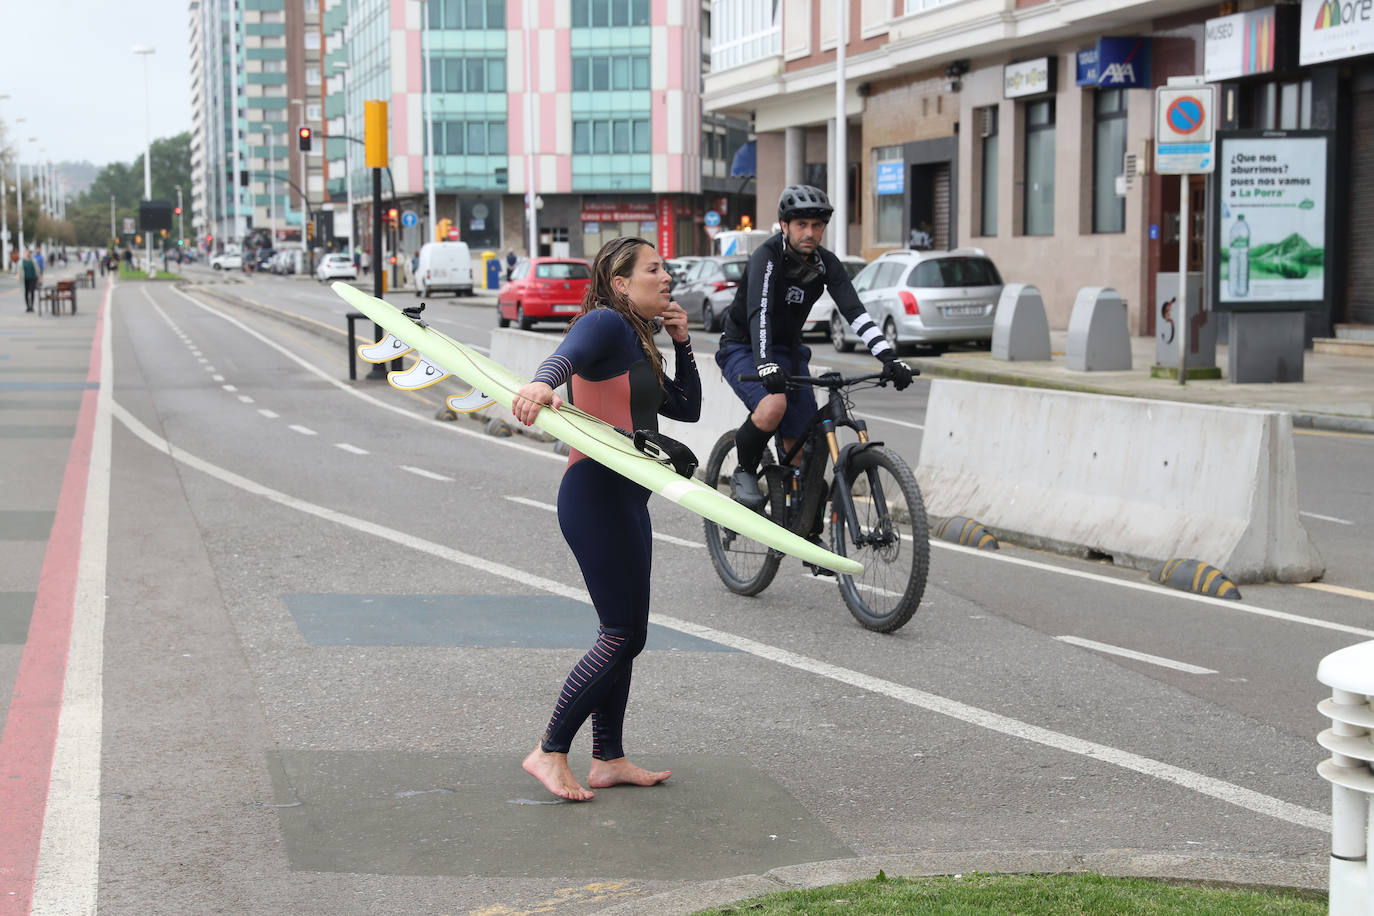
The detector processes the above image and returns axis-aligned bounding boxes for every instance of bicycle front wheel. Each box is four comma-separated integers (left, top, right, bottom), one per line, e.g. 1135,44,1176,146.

831,445,930,632
703,431,784,596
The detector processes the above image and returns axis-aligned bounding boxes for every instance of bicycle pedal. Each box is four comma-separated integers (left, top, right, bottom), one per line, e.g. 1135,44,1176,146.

804,561,836,578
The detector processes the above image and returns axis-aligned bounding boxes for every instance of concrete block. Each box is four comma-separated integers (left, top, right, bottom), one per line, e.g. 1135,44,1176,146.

489,328,747,469
1228,311,1306,383
991,283,1052,362
916,379,1324,583
1066,287,1132,371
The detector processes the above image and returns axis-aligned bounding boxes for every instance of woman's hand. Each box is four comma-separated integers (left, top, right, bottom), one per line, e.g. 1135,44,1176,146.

512,381,562,426
660,301,690,343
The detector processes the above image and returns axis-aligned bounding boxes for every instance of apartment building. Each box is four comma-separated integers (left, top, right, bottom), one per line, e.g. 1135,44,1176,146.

190,0,251,246
703,0,1370,337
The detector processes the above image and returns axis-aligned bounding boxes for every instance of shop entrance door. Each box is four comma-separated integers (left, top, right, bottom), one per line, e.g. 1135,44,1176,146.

909,162,951,250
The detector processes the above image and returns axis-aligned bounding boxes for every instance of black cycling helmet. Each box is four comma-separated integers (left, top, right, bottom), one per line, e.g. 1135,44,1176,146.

777,184,833,223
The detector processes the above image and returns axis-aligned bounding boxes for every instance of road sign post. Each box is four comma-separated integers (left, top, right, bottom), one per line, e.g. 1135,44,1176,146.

1155,78,1216,386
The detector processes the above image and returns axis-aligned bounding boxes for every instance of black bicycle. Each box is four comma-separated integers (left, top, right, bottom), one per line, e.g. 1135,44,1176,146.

703,370,930,633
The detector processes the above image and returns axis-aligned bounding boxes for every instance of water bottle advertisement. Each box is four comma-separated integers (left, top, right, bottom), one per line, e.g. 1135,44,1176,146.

1215,131,1330,309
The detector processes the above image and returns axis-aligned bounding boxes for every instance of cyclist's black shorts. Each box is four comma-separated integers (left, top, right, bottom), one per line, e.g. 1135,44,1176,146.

716,343,817,440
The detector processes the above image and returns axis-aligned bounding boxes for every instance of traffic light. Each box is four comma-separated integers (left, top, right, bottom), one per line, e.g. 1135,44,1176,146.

387,207,399,228
298,126,312,151
174,206,182,216
307,221,315,241
389,254,397,265
436,218,451,242
205,234,213,245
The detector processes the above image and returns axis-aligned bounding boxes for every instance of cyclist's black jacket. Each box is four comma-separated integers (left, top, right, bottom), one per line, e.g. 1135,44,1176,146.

719,232,895,369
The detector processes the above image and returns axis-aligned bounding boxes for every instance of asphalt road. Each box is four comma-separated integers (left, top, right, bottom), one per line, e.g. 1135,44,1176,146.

13,266,1374,914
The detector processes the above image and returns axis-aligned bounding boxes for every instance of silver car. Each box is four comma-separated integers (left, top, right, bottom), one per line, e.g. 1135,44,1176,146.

673,256,747,331
830,249,1003,354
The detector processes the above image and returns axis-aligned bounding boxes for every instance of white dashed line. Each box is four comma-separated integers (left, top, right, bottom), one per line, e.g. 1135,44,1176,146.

212,374,225,382
222,384,237,392
1300,510,1354,525
855,411,924,431
288,424,318,436
1055,636,1218,674
400,465,453,482
257,409,279,419
334,443,369,455
237,395,254,404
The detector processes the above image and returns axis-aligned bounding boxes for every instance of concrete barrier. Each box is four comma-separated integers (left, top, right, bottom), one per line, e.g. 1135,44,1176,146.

991,283,1052,362
916,379,1324,583
489,328,747,466
1066,286,1131,371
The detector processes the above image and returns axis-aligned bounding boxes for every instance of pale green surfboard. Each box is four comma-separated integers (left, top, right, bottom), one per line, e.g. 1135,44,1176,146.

333,282,863,576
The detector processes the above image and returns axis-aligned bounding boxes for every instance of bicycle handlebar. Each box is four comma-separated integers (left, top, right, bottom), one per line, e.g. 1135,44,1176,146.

738,370,891,388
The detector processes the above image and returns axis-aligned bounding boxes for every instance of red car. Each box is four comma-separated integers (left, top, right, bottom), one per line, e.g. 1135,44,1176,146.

498,258,593,330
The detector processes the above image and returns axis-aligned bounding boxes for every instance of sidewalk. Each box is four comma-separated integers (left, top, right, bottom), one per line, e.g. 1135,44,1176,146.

910,330,1374,433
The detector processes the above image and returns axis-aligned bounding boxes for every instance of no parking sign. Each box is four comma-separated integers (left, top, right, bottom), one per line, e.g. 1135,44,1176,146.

1155,82,1216,174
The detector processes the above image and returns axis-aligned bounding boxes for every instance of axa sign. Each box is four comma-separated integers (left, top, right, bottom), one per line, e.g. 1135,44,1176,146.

1075,37,1152,87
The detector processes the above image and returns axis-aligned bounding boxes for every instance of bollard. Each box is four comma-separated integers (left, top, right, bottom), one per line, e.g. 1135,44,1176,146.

1316,639,1374,916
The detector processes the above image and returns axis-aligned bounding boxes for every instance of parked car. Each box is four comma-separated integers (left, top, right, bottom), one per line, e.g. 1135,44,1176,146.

210,250,242,270
800,256,870,338
415,241,474,297
252,248,276,271
829,248,1003,354
672,256,747,331
316,252,358,282
498,258,592,330
664,256,704,288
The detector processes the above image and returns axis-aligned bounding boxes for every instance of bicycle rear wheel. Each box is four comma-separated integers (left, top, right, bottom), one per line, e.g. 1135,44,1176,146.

831,445,929,632
703,431,785,596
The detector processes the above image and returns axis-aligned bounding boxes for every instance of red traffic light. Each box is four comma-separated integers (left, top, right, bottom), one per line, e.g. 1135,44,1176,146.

174,206,182,215
205,234,213,243
387,208,398,221
389,255,398,264
298,126,313,151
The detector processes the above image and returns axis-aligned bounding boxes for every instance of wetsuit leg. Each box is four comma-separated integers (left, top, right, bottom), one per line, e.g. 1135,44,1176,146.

541,459,652,758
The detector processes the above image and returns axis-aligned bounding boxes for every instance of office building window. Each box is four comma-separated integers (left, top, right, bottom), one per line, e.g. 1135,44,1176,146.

979,106,998,236
572,54,651,91
572,0,650,27
436,120,508,156
572,118,651,154
1023,99,1055,236
1092,89,1126,234
874,146,903,245
428,0,505,29
430,57,505,94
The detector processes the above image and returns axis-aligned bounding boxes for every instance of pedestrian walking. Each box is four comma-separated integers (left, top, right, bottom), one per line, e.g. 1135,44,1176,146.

505,249,518,281
21,250,39,312
512,236,700,801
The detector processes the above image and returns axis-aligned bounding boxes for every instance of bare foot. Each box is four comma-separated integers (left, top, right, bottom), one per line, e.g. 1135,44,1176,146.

522,746,595,801
587,757,671,789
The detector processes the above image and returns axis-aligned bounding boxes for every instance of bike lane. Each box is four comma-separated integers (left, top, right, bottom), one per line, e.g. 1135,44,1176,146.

0,275,110,914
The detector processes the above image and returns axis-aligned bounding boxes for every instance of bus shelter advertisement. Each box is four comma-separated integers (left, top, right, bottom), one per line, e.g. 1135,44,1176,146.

1216,132,1329,309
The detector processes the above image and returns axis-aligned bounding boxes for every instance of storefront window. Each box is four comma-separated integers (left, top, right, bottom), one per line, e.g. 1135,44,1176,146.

1093,89,1126,234
874,146,903,245
979,106,998,237
1023,99,1055,236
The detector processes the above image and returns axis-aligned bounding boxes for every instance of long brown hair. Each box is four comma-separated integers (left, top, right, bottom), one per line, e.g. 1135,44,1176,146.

572,236,665,385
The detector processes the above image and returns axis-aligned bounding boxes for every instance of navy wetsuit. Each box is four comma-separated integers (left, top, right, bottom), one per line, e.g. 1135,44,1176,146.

530,307,701,759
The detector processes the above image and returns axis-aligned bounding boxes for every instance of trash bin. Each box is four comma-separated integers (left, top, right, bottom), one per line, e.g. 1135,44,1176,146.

483,251,501,290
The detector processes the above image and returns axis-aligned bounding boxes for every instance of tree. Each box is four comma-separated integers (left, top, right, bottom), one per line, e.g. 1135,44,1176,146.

75,131,192,209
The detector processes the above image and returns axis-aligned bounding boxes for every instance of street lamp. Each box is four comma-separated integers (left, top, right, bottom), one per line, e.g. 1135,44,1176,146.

174,184,184,249
0,96,9,270
335,62,354,256
133,44,156,277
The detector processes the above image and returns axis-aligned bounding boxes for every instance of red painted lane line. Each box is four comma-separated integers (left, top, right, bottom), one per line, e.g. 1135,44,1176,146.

0,277,109,914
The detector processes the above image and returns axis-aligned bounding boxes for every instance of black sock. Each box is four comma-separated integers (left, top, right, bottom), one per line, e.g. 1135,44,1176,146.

734,417,771,474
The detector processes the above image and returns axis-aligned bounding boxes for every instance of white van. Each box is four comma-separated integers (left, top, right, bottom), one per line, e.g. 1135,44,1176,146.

711,229,772,257
415,241,473,297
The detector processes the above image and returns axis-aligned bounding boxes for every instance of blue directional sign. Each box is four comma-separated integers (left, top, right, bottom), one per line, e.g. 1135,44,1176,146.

401,210,418,228
704,210,721,227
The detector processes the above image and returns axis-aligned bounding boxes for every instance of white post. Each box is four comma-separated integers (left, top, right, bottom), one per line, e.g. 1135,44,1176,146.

832,0,847,258
523,0,537,258
423,0,437,246
135,45,156,277
1,176,7,271
1315,641,1374,916
110,195,115,246
16,160,25,257
1178,179,1189,386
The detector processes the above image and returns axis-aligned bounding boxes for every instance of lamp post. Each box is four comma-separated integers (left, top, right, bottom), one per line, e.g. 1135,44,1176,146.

0,95,9,270
291,98,305,247
175,184,184,250
133,44,156,277
422,0,437,245
335,62,354,256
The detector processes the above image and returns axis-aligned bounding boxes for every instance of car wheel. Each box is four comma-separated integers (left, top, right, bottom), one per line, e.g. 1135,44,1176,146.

883,318,909,356
517,304,533,331
831,313,855,352
212,263,221,270
701,302,715,332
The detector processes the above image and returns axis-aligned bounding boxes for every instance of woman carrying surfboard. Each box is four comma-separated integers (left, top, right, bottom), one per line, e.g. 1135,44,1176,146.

512,237,701,802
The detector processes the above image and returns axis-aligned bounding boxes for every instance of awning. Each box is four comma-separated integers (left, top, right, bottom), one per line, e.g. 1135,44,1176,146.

730,140,757,178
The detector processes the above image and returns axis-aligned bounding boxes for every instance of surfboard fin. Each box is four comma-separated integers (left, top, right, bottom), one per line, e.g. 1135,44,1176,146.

632,430,698,479
446,387,496,413
388,356,451,390
358,333,414,363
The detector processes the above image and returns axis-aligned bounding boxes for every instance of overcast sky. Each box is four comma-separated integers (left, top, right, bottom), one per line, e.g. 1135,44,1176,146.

1,0,192,167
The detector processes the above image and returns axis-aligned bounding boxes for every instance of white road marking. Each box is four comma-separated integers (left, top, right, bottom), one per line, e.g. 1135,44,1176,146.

1055,636,1218,675
288,424,318,436
31,278,114,912
503,495,704,548
237,395,254,404
400,465,454,481
1300,510,1354,525
334,442,369,455
1298,581,1374,603
257,409,279,419
222,384,238,392
212,375,224,382
930,539,1374,639
104,402,1333,835
855,410,924,431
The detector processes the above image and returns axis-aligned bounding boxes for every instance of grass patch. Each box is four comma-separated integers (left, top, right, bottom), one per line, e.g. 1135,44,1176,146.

117,262,183,282
692,871,1325,915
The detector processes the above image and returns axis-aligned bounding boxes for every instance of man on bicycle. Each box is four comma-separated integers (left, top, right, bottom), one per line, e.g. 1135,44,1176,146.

716,184,914,509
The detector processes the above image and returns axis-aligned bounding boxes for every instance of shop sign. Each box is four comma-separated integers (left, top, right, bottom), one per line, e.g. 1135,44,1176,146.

657,198,676,259
1214,131,1330,310
1300,0,1374,63
875,162,905,195
1206,8,1282,80
1075,38,1152,88
1004,57,1056,98
580,202,656,223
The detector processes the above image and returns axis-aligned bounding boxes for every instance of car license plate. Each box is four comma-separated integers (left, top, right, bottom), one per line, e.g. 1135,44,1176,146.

943,305,983,317
554,304,579,313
